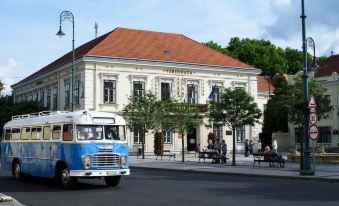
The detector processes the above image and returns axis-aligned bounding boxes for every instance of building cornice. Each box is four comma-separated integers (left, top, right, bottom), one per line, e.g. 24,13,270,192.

82,55,261,75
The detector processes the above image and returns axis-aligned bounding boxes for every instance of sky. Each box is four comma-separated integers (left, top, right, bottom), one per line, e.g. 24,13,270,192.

1,0,339,95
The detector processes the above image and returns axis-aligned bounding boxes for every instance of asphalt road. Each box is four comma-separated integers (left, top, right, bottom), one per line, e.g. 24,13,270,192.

1,168,339,206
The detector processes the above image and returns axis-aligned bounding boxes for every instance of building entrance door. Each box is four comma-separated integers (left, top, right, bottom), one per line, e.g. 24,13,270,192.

186,128,196,151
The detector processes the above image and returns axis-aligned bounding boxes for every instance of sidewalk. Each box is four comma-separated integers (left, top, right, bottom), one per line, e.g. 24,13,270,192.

129,153,339,182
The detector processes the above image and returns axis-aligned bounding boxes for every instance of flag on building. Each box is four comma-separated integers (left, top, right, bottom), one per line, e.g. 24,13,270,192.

208,85,217,100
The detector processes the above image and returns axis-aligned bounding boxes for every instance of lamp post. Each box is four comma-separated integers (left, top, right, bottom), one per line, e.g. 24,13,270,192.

56,11,75,112
300,0,314,175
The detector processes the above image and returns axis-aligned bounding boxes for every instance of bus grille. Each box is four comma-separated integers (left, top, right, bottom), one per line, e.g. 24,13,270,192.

92,153,120,167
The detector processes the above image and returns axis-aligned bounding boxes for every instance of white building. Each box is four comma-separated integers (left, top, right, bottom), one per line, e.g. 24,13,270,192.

11,27,262,154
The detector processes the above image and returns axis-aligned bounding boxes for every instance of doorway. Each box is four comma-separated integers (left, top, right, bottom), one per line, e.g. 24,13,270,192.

186,128,197,151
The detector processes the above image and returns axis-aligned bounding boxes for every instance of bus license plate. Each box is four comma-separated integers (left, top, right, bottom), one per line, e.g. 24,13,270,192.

107,171,118,175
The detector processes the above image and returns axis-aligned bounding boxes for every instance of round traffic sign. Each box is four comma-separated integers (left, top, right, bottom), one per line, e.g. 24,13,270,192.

309,112,318,125
308,125,319,140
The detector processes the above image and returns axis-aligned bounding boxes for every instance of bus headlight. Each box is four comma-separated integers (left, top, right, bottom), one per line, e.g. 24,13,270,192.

120,155,127,166
81,155,92,169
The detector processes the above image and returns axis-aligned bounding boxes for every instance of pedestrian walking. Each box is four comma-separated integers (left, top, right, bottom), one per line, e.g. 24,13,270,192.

244,139,249,157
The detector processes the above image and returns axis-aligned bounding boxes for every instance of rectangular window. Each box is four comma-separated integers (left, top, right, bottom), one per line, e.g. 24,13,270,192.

52,125,62,140
133,81,145,97
21,127,31,140
162,128,172,144
133,126,143,144
43,126,51,140
11,128,21,140
213,124,223,140
28,92,33,101
64,83,70,107
104,80,116,104
236,125,246,143
39,89,45,108
4,129,11,140
53,84,58,110
161,82,171,101
34,90,39,102
187,84,198,104
74,80,80,105
63,124,73,141
211,86,223,102
46,89,51,110
31,127,42,140
318,127,331,144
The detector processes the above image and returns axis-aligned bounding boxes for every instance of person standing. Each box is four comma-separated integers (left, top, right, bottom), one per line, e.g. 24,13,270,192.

272,139,278,151
249,140,254,156
244,139,249,157
221,140,227,163
257,141,262,153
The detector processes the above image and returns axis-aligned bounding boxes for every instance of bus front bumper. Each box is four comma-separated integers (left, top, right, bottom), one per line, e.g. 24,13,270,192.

70,169,130,177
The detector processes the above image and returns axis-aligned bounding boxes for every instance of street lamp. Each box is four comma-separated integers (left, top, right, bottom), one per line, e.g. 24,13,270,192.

56,11,75,112
306,37,319,73
300,0,315,175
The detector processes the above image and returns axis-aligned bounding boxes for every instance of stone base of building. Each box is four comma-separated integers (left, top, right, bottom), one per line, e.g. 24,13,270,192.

287,153,339,163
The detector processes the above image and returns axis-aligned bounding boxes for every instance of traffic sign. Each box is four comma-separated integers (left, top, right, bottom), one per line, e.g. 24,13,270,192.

308,96,317,108
309,112,318,125
308,125,319,140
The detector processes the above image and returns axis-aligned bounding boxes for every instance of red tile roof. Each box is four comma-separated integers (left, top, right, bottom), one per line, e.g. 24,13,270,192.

257,76,275,93
16,27,253,85
315,55,339,77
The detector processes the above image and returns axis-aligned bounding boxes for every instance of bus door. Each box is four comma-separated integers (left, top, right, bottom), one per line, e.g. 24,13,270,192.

49,125,62,177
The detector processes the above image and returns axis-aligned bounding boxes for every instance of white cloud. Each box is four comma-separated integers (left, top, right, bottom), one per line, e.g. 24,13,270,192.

0,58,23,95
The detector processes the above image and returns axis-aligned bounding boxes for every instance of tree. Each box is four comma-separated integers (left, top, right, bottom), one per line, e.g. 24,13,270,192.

0,95,42,135
122,92,163,159
225,37,288,75
203,41,226,54
0,81,5,96
162,100,202,162
208,88,262,166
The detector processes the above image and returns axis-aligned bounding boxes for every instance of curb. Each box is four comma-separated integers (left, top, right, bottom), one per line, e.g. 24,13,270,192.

0,194,13,202
130,166,339,183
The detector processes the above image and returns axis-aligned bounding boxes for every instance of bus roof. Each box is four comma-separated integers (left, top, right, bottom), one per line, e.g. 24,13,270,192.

4,111,126,128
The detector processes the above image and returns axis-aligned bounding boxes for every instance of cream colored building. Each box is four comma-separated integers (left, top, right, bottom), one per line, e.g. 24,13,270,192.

11,27,262,154
288,55,339,150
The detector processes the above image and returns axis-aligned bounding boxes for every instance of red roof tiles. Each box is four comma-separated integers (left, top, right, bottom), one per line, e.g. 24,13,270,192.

315,55,339,77
257,76,275,93
17,27,253,84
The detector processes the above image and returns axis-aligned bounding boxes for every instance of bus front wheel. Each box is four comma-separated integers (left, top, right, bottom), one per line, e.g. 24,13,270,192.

58,166,77,188
104,176,121,187
12,161,22,180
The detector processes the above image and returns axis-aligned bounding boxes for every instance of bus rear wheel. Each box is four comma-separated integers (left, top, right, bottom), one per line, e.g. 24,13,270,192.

12,161,22,180
58,166,77,188
104,176,121,187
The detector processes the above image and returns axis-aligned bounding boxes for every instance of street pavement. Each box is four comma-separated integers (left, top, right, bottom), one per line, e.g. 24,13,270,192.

2,152,339,205
129,152,339,182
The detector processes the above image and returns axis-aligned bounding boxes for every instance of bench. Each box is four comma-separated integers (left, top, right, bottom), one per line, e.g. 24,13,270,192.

253,152,285,168
156,150,176,160
198,151,227,164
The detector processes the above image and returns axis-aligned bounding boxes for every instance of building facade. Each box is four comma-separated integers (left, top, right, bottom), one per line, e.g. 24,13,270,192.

12,27,262,154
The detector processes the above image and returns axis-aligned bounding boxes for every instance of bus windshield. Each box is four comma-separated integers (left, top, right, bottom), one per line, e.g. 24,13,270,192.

76,125,126,141
104,125,126,141
77,125,103,140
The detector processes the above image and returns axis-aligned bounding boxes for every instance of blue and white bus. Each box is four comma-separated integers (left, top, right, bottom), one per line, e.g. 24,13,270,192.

0,111,130,187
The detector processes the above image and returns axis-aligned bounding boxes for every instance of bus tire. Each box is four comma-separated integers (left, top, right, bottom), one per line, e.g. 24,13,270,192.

104,176,121,187
57,165,77,188
12,160,22,180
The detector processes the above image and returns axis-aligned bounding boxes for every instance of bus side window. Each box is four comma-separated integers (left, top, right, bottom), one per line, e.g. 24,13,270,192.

31,127,42,140
21,127,31,140
4,129,11,140
43,126,51,140
52,125,61,140
63,124,73,141
11,128,21,140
